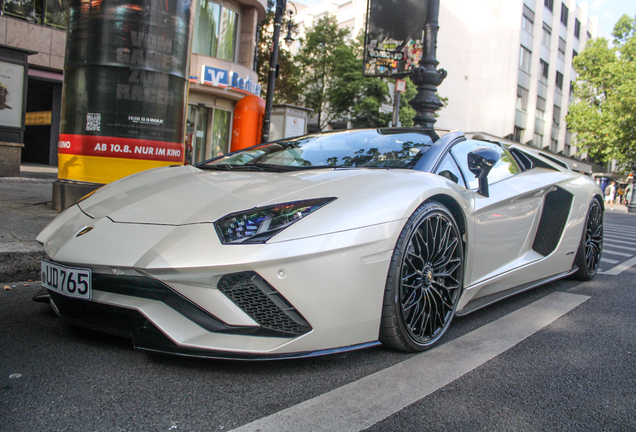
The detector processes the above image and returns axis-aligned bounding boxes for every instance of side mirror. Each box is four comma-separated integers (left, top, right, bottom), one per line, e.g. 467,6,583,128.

467,147,500,197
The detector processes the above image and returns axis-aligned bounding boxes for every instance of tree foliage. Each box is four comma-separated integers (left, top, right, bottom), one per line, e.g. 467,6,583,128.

257,13,444,131
256,4,303,105
566,14,636,167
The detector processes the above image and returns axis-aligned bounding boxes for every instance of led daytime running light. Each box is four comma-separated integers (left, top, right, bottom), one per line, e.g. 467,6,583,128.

215,198,336,244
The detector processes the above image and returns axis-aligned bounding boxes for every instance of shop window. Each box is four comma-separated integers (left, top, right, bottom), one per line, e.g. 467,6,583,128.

211,109,232,158
192,0,240,62
2,0,69,29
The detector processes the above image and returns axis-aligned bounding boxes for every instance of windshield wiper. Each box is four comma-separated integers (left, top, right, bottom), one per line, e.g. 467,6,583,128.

200,163,266,172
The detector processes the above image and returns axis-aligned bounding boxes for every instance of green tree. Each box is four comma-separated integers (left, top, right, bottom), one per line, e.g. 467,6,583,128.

256,5,303,105
566,14,636,166
295,16,352,129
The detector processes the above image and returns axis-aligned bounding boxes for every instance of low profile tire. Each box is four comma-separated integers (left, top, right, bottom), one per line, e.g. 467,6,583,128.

571,198,603,281
380,201,464,352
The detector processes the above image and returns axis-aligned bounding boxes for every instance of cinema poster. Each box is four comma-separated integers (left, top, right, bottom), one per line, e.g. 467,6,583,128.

59,0,195,184
363,0,427,77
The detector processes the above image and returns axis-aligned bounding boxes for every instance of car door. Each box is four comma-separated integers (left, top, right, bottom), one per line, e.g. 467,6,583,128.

446,140,549,288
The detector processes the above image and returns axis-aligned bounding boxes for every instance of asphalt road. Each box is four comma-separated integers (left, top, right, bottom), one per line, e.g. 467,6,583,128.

1,211,635,432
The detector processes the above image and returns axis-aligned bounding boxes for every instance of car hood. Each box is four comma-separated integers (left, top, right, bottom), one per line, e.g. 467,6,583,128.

78,165,376,225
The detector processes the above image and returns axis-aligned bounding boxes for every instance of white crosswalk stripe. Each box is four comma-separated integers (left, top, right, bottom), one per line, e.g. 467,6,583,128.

599,221,636,275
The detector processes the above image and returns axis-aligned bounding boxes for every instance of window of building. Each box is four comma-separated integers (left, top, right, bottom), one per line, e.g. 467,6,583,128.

558,37,566,60
545,0,554,12
553,105,561,125
550,139,558,152
192,0,240,62
574,18,581,39
556,71,564,90
536,96,547,120
536,107,546,120
569,81,575,101
572,49,578,59
522,5,535,34
534,133,543,148
540,60,549,83
542,23,552,47
513,126,524,143
517,85,529,111
587,31,592,39
561,3,569,26
520,46,532,73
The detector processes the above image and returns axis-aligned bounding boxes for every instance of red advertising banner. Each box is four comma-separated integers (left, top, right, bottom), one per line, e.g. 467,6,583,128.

58,134,184,163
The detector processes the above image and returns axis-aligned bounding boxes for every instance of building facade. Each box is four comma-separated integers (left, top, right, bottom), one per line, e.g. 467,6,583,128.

292,0,597,159
2,0,266,168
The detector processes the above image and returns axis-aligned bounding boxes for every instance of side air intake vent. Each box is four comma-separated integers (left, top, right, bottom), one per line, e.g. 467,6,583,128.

533,187,574,256
217,272,312,336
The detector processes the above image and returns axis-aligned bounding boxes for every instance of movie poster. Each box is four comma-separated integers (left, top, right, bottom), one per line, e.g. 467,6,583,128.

0,60,25,128
363,0,427,77
45,0,69,29
3,0,38,22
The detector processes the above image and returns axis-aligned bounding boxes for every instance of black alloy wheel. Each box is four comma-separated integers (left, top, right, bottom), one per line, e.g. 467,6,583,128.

380,201,464,352
572,198,603,280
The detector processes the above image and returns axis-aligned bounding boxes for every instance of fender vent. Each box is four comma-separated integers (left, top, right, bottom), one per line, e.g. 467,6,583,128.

533,187,573,256
218,272,312,336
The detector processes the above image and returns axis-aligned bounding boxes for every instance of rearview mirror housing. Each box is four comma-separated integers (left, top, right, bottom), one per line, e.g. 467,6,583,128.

467,147,500,197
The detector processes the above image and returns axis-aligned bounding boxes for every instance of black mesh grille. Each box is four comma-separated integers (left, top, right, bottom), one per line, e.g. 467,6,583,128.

217,272,312,336
533,187,574,256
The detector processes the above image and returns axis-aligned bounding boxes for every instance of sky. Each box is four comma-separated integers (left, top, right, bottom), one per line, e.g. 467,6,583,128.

590,0,636,39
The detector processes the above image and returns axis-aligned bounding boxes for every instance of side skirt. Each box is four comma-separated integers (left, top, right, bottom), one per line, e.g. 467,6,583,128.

455,266,579,316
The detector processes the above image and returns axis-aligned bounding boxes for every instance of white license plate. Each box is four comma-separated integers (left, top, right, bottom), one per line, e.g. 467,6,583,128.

41,260,92,300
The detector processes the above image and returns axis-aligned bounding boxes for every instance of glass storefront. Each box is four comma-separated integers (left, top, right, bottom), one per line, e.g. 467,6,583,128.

185,104,232,165
192,0,239,62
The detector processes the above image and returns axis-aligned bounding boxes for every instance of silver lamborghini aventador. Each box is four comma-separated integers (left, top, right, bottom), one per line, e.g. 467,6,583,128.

36,128,604,359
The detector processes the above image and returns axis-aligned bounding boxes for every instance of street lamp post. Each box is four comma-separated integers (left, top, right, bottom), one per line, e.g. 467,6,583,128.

261,0,287,143
409,0,447,129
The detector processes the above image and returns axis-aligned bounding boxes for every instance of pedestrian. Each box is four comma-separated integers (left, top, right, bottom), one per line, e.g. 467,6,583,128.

625,182,633,207
604,181,616,210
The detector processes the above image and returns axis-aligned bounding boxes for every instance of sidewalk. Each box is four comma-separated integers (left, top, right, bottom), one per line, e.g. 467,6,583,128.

0,164,59,282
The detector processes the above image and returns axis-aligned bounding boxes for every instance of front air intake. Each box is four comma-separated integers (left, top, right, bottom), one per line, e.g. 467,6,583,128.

217,272,312,336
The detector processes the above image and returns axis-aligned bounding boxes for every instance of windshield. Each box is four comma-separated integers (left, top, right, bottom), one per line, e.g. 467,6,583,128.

198,129,437,171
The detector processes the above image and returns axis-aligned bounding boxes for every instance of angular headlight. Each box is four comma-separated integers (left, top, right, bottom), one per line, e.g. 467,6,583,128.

215,197,336,244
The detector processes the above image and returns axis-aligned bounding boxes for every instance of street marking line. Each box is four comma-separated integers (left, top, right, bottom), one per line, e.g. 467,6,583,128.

602,249,633,257
230,292,590,432
600,244,636,252
602,237,636,245
601,257,619,264
598,255,636,276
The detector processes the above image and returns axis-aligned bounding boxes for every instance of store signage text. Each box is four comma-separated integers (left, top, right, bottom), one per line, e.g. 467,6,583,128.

200,66,261,96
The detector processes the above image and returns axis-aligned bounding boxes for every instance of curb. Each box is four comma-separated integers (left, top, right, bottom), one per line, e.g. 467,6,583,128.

0,242,45,283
